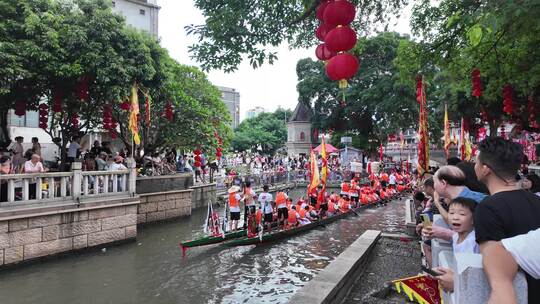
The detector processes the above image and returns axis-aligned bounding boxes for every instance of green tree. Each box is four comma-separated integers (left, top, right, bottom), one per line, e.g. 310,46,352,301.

401,0,540,136
187,0,407,72
231,109,291,154
297,32,418,149
0,0,232,161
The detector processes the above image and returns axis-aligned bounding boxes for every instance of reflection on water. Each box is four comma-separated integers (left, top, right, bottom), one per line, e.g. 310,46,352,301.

0,188,406,304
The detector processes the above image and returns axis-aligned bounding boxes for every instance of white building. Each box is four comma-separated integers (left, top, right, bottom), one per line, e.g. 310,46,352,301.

218,86,240,129
286,102,313,156
112,0,160,37
246,107,265,120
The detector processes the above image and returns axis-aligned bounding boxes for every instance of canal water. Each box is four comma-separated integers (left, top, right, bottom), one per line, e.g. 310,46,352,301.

0,188,405,304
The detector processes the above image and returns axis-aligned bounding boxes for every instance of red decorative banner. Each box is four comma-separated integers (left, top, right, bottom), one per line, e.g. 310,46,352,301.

393,274,442,304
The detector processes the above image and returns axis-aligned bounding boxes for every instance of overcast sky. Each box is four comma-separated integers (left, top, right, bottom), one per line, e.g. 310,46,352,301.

158,1,412,121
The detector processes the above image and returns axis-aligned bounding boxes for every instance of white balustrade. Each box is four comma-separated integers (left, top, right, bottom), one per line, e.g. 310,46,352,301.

0,159,136,207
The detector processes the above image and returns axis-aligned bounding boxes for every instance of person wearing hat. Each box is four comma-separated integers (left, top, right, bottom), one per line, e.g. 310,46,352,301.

96,151,109,171
109,156,126,171
109,156,127,191
228,185,242,231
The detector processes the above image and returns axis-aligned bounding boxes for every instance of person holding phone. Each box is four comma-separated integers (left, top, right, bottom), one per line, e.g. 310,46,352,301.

426,197,479,292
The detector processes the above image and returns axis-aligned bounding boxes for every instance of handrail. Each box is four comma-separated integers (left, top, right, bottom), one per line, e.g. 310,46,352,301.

0,159,137,207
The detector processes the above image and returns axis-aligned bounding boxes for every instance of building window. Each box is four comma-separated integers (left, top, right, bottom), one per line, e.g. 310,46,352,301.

300,132,306,142
139,9,145,15
8,110,39,128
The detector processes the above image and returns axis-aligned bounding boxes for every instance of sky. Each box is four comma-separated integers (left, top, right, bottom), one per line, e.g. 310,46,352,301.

158,1,412,121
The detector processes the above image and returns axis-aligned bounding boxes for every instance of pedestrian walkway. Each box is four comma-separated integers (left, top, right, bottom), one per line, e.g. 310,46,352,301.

343,236,421,304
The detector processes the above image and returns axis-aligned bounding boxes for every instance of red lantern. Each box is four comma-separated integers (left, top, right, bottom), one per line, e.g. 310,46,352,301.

39,104,49,129
502,85,513,115
120,101,130,111
103,104,113,130
52,88,63,112
194,155,202,162
71,113,79,129
193,149,202,155
324,26,357,52
315,23,334,41
194,161,202,168
75,75,90,101
164,102,173,121
471,69,482,97
325,53,359,81
323,0,356,27
14,101,26,117
316,0,331,21
315,43,337,61
500,125,506,139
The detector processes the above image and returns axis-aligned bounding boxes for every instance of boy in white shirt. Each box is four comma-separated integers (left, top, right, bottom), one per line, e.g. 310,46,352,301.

434,197,479,292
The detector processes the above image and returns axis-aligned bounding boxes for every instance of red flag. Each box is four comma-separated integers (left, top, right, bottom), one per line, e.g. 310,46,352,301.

417,75,430,176
393,274,443,304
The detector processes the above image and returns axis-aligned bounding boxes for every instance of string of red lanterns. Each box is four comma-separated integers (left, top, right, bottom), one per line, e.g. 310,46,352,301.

38,103,49,130
314,0,359,89
502,85,514,115
14,101,26,117
471,69,482,98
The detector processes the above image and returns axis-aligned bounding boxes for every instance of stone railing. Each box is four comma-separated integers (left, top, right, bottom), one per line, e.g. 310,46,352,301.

0,160,136,208
430,215,528,303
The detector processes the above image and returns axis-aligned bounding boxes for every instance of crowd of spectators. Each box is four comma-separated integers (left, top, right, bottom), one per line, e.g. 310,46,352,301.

413,137,540,304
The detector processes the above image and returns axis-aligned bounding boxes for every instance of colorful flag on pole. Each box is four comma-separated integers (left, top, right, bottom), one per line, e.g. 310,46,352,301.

416,75,430,176
443,103,451,158
393,274,443,304
307,147,320,195
459,117,465,160
317,137,329,207
128,84,140,145
144,94,151,125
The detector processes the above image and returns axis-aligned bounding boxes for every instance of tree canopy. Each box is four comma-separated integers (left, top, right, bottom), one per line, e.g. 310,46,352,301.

0,0,232,159
187,0,407,72
231,108,291,154
297,32,418,149
397,0,540,136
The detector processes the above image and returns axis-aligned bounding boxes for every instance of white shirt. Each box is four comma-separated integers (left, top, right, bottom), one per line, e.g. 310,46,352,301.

24,161,45,173
109,163,127,171
258,192,273,214
452,230,480,254
389,174,397,185
501,228,540,279
67,142,81,158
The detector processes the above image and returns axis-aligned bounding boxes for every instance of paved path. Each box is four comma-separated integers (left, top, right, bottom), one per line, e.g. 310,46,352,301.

343,236,421,304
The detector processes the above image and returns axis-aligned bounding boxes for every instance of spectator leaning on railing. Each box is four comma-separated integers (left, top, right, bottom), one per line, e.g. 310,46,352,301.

24,154,47,200
474,136,540,304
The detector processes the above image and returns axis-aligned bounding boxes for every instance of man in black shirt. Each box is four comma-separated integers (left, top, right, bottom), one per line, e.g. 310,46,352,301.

474,137,540,303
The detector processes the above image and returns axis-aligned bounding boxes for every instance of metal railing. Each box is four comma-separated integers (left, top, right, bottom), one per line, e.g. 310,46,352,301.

0,160,137,207
214,169,356,190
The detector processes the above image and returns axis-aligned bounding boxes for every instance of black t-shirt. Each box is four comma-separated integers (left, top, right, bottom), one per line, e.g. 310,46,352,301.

475,189,540,303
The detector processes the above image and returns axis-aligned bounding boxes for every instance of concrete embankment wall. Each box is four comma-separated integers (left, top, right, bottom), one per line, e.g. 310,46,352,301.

137,189,192,224
0,197,139,267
